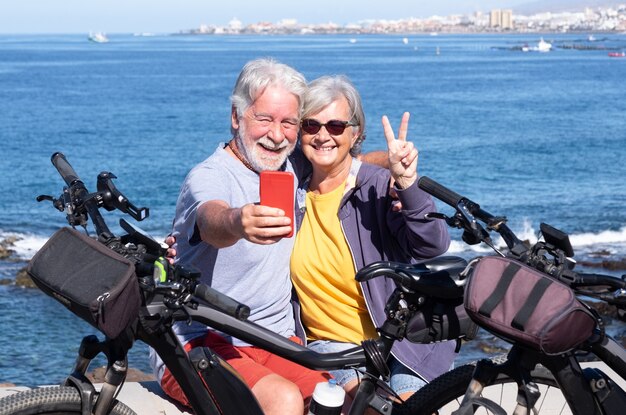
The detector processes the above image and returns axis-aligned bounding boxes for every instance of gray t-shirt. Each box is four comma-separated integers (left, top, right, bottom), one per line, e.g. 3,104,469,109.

171,143,297,344
150,143,306,381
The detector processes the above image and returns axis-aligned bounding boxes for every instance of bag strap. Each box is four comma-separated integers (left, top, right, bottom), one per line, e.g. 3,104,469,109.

511,277,552,330
478,261,520,318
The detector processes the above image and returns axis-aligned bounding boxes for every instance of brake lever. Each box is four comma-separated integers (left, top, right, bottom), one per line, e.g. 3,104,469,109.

36,194,65,212
425,212,465,228
428,206,503,255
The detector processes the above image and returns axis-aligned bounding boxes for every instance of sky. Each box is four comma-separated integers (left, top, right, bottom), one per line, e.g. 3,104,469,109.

0,0,525,34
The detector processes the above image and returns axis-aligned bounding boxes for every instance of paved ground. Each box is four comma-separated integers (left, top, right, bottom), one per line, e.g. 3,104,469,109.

1,362,625,414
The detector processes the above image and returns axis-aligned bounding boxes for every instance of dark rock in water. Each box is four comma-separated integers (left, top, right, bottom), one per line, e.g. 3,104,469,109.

0,266,36,288
15,266,36,288
589,249,612,257
579,258,626,271
0,236,19,259
87,367,156,383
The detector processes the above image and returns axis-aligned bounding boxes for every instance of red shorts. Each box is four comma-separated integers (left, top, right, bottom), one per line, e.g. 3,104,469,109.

161,331,330,407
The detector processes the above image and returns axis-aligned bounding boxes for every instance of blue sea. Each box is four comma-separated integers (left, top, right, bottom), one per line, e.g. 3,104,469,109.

1,33,626,387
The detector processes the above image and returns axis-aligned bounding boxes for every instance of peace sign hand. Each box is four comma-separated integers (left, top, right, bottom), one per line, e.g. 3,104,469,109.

382,112,418,189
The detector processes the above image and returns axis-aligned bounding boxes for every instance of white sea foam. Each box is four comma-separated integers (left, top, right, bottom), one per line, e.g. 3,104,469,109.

447,221,626,256
2,224,626,262
569,226,626,247
0,231,47,260
0,230,169,261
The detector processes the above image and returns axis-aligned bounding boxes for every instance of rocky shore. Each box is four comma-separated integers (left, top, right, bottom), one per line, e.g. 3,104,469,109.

0,235,19,260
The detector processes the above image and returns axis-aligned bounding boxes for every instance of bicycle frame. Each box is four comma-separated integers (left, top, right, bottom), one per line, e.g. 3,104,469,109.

141,301,371,415
70,287,401,415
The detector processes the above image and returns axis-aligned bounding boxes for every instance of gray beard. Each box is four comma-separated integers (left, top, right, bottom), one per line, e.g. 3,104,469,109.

235,129,292,172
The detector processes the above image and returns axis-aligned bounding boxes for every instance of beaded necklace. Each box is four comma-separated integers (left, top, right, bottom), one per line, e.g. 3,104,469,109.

228,139,257,173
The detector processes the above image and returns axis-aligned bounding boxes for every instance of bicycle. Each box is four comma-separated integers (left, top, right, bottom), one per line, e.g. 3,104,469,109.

399,176,626,415
0,153,476,415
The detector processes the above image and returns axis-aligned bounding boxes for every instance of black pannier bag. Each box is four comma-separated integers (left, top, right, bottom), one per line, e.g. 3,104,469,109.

464,255,598,355
27,227,141,339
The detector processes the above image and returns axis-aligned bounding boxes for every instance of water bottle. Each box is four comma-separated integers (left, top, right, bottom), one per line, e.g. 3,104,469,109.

308,378,345,415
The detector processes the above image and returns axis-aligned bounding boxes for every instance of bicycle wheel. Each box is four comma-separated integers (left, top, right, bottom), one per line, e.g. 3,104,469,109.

0,386,136,415
394,358,573,415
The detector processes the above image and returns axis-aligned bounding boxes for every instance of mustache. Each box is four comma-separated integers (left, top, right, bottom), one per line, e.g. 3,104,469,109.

257,137,289,150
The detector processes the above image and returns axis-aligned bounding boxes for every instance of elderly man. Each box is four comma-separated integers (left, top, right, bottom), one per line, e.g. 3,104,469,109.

151,58,328,415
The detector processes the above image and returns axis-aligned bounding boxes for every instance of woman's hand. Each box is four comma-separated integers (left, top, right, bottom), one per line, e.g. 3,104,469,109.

164,235,176,264
382,112,418,189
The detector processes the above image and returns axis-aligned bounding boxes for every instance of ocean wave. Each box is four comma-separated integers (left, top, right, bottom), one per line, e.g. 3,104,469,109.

0,231,48,260
0,230,168,260
3,224,626,262
569,226,626,248
447,221,626,256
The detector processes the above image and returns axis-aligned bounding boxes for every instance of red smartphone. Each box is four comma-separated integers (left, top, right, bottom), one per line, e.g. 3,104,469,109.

259,171,295,238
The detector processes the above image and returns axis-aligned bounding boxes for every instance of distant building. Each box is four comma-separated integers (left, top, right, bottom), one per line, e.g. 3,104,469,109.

278,18,298,27
490,9,501,27
501,10,513,29
228,17,243,31
490,9,513,29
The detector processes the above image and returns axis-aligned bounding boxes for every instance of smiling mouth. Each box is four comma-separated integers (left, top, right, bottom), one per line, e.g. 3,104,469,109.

312,144,336,152
258,142,286,153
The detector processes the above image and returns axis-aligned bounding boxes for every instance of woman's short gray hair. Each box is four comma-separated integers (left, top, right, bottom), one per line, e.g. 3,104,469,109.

302,75,366,157
230,58,307,123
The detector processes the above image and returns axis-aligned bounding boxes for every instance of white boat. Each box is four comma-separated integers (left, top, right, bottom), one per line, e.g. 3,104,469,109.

349,38,357,44
402,37,409,44
88,32,109,43
536,37,552,52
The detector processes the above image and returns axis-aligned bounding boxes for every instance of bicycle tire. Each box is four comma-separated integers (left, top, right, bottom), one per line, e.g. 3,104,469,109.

0,386,136,415
394,357,573,415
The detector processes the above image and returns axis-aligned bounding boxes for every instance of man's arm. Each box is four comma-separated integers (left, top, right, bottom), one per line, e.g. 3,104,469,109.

359,150,389,168
196,200,292,248
196,200,244,248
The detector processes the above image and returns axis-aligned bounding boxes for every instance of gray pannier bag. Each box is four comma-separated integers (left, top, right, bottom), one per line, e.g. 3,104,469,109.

464,255,598,355
27,227,141,339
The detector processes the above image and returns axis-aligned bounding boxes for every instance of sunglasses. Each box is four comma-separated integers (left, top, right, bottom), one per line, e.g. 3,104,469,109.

301,119,357,136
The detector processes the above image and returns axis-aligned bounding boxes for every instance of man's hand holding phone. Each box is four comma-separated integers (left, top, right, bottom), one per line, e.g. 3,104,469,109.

237,203,292,244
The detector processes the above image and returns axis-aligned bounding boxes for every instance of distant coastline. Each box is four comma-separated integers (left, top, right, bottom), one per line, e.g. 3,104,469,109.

174,5,626,36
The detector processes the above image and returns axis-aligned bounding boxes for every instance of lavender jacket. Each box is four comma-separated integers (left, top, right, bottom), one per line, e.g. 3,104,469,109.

293,158,457,382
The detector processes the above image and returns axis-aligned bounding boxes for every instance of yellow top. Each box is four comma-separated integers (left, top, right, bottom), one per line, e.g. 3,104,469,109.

290,183,378,343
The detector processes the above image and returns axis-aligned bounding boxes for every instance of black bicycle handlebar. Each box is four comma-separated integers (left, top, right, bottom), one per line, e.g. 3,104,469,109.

52,152,83,188
194,284,251,321
575,272,626,289
418,176,464,208
51,152,112,237
419,175,527,254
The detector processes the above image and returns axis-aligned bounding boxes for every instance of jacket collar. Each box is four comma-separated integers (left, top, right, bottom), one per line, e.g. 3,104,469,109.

297,157,362,214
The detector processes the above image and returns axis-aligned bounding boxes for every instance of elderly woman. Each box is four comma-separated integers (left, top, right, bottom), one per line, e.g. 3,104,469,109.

290,75,455,401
